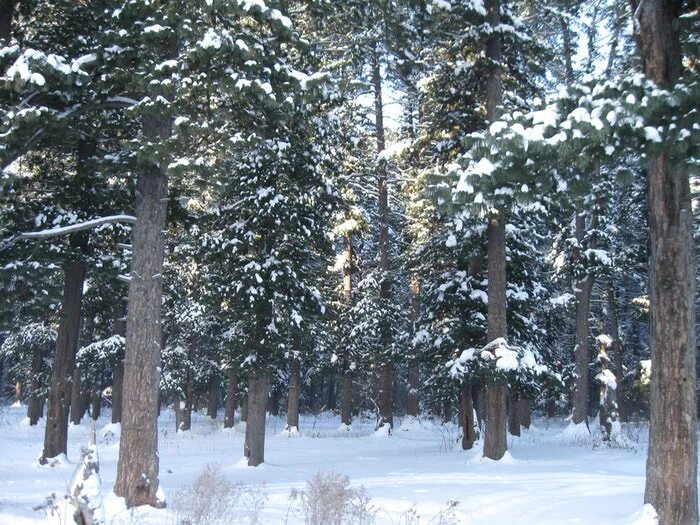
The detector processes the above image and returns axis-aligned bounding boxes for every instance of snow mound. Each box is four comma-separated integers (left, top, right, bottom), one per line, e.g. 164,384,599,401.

556,421,592,445
10,400,23,408
625,504,658,525
282,425,301,437
336,423,352,433
371,424,392,438
397,416,424,432
469,450,518,465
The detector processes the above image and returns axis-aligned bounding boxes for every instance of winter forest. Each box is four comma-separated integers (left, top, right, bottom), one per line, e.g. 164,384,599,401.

0,0,698,523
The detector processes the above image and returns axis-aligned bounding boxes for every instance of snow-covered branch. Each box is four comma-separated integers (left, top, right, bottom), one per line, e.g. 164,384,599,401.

21,215,136,240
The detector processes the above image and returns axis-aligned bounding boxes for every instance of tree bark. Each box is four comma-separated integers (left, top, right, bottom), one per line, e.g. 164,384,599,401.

482,0,508,462
114,146,169,507
459,386,476,450
179,369,194,432
572,211,594,426
91,389,101,421
111,308,126,425
244,375,269,466
70,367,84,425
0,0,14,44
206,372,219,420
373,46,393,433
27,346,44,425
484,216,508,460
607,281,625,421
634,3,698,522
286,355,301,432
518,399,531,430
223,369,237,429
41,260,86,460
341,372,353,427
507,393,521,437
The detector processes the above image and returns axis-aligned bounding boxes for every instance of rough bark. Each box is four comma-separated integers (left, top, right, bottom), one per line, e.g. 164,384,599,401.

178,369,194,432
406,274,420,417
286,355,301,432
70,368,84,425
224,369,237,429
326,373,336,411
0,0,14,43
518,399,531,430
27,346,44,425
341,372,353,427
114,141,169,507
240,397,248,423
507,394,521,437
484,216,508,460
373,47,393,433
41,260,86,460
111,309,126,425
572,211,595,426
633,3,699,522
91,389,101,421
460,386,476,450
244,375,269,466
206,373,219,420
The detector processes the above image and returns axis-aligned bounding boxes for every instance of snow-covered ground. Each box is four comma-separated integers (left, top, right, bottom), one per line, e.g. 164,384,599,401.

0,405,675,524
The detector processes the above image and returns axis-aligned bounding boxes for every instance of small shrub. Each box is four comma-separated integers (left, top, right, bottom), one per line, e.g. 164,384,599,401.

171,464,243,525
292,471,375,525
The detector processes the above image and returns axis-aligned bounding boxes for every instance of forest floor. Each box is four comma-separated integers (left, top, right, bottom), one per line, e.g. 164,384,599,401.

0,405,674,524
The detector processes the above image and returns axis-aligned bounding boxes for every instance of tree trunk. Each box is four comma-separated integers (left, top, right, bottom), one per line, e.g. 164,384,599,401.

14,381,21,404
596,321,617,441
636,4,697,522
245,375,269,466
91,389,101,421
70,368,84,425
207,373,219,420
341,372,353,427
406,274,420,417
114,138,169,507
179,369,194,432
373,47,393,433
442,398,453,424
0,0,14,43
41,261,86,461
326,373,336,411
27,346,44,425
224,369,237,429
111,308,126,425
286,356,301,432
240,397,248,423
572,210,594,426
518,399,531,430
484,216,508,460
482,0,507,462
460,386,476,450
507,393,521,437
607,281,625,421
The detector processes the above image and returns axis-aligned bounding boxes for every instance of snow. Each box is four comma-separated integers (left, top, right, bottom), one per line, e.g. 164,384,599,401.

0,407,692,524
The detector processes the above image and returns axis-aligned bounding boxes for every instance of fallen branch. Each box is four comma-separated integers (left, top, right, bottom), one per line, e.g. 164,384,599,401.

21,215,136,240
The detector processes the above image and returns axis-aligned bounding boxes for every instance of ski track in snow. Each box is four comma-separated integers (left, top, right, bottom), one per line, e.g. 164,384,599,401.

0,406,683,524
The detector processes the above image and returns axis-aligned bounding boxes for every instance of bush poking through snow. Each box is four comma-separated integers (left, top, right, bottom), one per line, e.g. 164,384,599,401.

171,464,258,525
291,471,375,525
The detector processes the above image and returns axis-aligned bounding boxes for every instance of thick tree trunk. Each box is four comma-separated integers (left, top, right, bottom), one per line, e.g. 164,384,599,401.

482,0,507,462
70,368,84,425
634,3,698,522
0,0,14,43
507,393,521,437
91,389,101,421
518,399,531,430
572,210,594,425
373,47,393,433
460,386,476,450
179,369,194,432
207,373,219,420
27,346,44,425
484,216,508,460
114,155,169,507
224,369,237,429
41,261,86,461
286,355,301,432
245,375,269,466
341,372,353,427
406,274,420,417
240,397,248,423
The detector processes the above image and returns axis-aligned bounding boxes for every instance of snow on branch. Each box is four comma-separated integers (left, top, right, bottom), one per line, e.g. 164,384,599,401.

21,215,136,240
